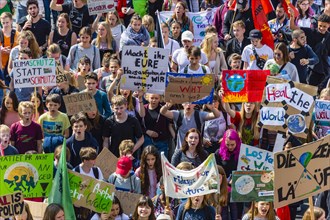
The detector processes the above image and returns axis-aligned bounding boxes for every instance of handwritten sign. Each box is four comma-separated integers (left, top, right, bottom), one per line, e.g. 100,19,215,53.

87,0,114,15
315,100,330,122
25,200,48,220
0,192,24,218
13,58,56,88
63,92,97,115
222,70,270,103
115,191,141,216
68,170,115,213
121,46,169,94
55,61,68,84
95,148,118,180
164,72,214,104
231,171,274,202
0,154,54,198
161,153,220,198
274,135,330,208
238,144,274,171
258,76,317,138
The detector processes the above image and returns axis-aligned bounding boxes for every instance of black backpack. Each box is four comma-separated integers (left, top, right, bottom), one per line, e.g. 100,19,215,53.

73,165,99,179
175,110,202,133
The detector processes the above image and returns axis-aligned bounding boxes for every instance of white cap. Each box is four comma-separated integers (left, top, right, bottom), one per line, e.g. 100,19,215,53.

156,214,172,220
181,31,194,42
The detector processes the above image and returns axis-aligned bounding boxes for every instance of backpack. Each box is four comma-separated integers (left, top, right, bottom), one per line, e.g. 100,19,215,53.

111,174,136,193
0,29,16,48
175,110,202,133
183,65,207,74
73,165,99,179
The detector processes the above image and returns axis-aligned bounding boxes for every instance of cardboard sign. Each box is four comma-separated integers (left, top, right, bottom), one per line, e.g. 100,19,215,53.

164,72,214,104
115,190,141,216
315,100,330,122
258,76,317,138
231,171,274,202
25,200,48,220
121,46,169,94
13,58,56,88
238,144,274,171
63,92,97,115
95,148,118,180
222,70,270,103
55,61,67,84
161,153,220,199
87,0,114,15
0,192,24,218
68,170,115,213
274,135,330,208
0,154,53,198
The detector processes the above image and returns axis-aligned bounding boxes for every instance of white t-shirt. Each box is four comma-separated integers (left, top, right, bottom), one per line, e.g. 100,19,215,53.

172,48,208,72
179,64,211,74
78,165,104,180
164,38,180,55
242,44,274,70
111,24,126,52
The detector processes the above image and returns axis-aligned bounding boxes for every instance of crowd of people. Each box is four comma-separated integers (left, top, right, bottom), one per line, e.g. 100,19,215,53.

0,0,330,219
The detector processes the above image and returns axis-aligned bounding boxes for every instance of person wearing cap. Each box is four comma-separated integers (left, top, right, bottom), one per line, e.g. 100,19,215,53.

108,156,141,194
171,30,208,72
241,29,274,70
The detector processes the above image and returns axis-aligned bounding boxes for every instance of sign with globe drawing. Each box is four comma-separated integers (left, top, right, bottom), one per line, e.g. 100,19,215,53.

0,154,53,198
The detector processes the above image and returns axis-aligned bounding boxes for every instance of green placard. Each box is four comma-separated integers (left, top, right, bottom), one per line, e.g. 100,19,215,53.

68,170,115,213
231,171,274,202
0,154,54,198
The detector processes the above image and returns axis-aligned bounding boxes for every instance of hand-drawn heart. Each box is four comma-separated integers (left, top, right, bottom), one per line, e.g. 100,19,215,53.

299,152,312,168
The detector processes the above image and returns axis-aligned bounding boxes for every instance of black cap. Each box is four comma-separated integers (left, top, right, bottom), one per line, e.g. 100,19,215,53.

248,29,262,39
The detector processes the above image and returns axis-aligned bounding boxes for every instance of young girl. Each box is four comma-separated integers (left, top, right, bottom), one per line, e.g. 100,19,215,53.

75,56,92,91
242,201,280,220
14,201,34,220
66,26,101,71
0,91,19,127
120,14,150,52
99,54,120,93
43,203,65,220
170,21,182,46
224,102,260,146
86,110,106,150
30,92,45,121
167,2,193,33
99,196,129,220
135,145,162,198
48,13,77,57
92,22,117,61
142,15,157,38
106,11,126,53
295,0,314,28
313,87,330,139
132,196,156,220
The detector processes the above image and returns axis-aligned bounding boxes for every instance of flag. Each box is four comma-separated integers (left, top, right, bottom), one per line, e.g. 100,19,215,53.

161,153,220,199
48,139,76,220
251,0,274,49
282,0,299,18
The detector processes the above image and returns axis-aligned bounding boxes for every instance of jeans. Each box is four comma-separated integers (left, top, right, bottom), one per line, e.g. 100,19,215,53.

143,135,169,158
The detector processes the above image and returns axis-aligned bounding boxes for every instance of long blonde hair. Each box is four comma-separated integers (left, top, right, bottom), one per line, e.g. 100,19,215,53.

238,102,260,144
18,31,40,58
201,33,217,60
246,201,276,220
95,22,114,49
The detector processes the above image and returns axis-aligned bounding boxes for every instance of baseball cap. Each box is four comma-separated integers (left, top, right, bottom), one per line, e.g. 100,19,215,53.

156,214,172,220
248,29,262,39
181,31,194,42
116,156,132,176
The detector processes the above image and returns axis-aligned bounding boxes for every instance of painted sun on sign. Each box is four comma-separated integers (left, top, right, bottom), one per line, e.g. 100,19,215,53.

201,75,213,86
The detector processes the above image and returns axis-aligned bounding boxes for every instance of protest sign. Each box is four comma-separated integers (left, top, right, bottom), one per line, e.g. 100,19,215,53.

0,192,24,218
161,153,220,199
222,70,270,103
238,144,274,171
115,190,141,216
87,0,114,15
164,72,214,104
0,154,53,198
68,170,115,213
231,171,274,202
274,135,330,208
25,200,48,220
95,148,118,180
55,61,67,84
121,46,169,94
63,92,97,115
315,100,330,122
13,58,56,88
159,10,216,46
258,76,317,138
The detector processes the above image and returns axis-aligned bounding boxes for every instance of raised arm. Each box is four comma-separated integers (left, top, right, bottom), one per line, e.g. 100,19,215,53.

160,102,174,119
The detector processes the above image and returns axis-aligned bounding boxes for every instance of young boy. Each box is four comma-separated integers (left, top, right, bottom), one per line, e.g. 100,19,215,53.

83,72,112,118
108,156,141,193
180,46,211,74
67,112,99,167
102,95,144,157
10,101,43,154
228,53,243,70
38,94,70,152
119,139,140,170
241,29,274,70
225,20,250,66
0,125,18,156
